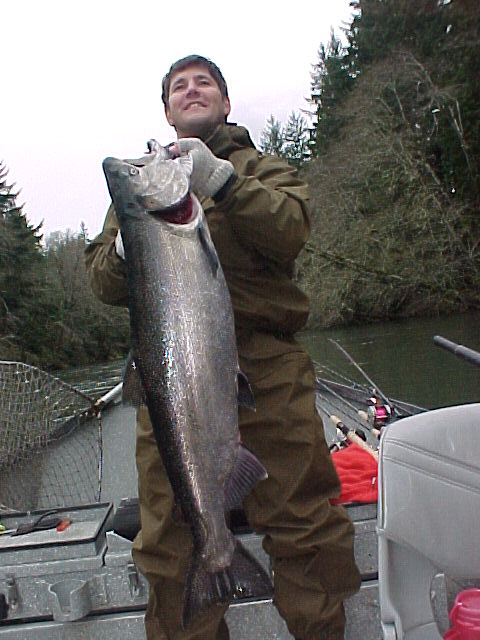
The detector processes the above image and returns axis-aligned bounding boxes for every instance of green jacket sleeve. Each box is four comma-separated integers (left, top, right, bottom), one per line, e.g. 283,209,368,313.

84,204,129,306
213,148,310,265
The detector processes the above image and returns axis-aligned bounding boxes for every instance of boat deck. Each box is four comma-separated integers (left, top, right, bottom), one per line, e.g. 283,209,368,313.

96,396,444,640
1,381,448,639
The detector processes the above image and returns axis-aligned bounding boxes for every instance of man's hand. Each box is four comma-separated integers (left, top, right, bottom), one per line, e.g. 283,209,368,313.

172,138,234,199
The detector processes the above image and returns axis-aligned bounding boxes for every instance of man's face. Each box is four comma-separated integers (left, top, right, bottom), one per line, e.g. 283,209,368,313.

165,64,231,139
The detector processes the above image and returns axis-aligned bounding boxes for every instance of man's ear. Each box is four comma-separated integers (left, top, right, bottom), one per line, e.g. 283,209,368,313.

165,106,175,127
223,96,231,119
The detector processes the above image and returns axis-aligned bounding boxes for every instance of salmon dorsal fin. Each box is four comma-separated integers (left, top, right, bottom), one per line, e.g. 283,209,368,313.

224,444,268,512
237,370,255,410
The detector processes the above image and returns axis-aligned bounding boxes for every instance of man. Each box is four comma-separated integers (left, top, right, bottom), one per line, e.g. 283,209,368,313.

86,55,360,640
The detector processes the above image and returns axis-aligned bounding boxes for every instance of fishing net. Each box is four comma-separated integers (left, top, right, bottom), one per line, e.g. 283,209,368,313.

0,361,102,512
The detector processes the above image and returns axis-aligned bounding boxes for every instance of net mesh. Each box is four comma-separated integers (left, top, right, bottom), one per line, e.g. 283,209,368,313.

0,361,102,512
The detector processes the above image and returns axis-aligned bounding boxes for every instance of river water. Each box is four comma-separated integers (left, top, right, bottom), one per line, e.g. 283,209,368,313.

300,311,480,409
60,311,480,410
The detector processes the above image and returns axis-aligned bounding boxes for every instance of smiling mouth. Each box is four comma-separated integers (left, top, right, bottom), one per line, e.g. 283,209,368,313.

185,102,207,110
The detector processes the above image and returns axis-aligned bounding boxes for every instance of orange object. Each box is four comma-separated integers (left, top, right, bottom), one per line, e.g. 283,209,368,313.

56,518,72,532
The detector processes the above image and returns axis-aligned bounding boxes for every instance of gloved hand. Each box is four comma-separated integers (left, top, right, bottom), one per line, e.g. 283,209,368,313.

172,138,235,199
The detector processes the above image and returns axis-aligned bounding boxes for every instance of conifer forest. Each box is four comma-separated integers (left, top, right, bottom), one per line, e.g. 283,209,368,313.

1,0,479,369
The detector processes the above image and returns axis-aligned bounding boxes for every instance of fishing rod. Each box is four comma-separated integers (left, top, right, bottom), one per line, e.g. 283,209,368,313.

327,339,400,418
315,395,379,459
433,335,480,368
314,359,371,395
316,378,381,437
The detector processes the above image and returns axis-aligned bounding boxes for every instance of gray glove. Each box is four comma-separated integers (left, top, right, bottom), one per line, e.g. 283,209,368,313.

173,138,235,199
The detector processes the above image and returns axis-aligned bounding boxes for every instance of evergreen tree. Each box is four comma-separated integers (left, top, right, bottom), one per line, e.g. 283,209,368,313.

309,30,355,155
0,166,130,368
283,112,311,168
43,229,130,368
346,0,445,69
0,162,46,362
260,115,285,157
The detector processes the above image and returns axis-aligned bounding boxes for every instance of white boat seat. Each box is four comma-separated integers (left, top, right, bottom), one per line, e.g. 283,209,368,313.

377,403,480,639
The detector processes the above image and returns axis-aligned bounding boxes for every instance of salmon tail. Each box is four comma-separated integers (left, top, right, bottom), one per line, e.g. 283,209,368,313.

182,550,232,629
182,540,273,629
224,443,268,512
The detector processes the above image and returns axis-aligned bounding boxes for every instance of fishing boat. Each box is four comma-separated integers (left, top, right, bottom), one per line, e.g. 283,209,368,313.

0,336,479,639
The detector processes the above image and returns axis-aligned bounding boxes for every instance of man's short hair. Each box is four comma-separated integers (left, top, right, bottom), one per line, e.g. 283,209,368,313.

161,55,228,109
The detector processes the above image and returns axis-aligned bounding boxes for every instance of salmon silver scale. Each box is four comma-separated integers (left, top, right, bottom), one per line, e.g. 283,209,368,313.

102,141,272,628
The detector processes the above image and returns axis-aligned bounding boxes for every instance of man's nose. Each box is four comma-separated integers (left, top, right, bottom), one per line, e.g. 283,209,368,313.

185,81,200,96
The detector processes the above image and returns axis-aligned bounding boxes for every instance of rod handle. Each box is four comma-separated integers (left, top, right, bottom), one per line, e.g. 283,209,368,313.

358,410,381,438
330,416,379,461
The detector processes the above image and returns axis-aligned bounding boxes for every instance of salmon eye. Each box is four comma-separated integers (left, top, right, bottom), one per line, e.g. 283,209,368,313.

129,166,139,176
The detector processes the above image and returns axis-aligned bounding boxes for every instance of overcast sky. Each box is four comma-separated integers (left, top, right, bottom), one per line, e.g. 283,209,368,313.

3,0,354,239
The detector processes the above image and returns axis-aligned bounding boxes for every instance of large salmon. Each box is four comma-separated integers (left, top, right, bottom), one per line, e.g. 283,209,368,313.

102,141,271,628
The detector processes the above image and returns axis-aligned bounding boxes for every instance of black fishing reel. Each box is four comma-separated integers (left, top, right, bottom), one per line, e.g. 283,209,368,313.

329,439,348,453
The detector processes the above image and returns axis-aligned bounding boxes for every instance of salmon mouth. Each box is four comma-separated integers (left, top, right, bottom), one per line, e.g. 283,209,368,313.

151,194,195,225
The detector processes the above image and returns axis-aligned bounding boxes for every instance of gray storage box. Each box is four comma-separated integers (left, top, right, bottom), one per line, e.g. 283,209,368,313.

0,503,148,633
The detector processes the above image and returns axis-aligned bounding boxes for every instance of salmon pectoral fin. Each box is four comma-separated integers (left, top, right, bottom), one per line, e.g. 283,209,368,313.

224,444,268,512
182,541,273,629
237,370,255,411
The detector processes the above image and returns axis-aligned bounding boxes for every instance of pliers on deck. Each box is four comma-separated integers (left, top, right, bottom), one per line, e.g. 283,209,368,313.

0,510,71,536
